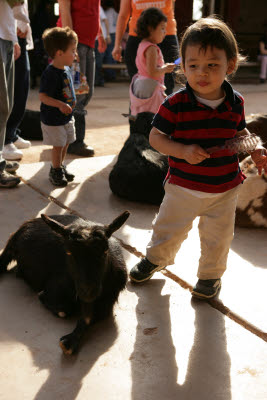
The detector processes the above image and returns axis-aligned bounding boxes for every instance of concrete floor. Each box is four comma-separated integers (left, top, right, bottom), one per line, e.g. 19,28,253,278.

0,81,267,399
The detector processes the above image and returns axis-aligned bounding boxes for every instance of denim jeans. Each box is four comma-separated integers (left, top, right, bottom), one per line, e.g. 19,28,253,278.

5,37,30,145
71,43,95,145
125,35,179,95
94,39,104,85
0,38,14,173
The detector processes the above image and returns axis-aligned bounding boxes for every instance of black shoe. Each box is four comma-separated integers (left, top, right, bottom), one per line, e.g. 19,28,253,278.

67,143,95,157
130,257,165,283
4,161,20,174
62,165,75,182
259,78,265,84
0,170,20,188
192,279,221,299
49,166,68,187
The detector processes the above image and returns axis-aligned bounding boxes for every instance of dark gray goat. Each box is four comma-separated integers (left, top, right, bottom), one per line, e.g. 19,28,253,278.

109,112,168,205
0,212,129,355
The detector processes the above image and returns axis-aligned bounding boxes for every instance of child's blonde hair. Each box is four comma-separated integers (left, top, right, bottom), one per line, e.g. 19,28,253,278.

42,27,78,59
180,16,245,75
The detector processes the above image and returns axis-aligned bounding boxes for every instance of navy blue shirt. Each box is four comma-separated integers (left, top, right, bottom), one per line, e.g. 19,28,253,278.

40,65,76,126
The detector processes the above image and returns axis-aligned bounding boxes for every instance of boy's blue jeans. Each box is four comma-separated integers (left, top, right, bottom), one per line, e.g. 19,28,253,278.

0,38,14,173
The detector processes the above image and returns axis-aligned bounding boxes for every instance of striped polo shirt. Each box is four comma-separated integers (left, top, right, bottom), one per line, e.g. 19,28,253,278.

152,80,246,193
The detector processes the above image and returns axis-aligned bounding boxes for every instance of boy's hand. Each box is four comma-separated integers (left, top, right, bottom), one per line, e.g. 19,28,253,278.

58,103,72,114
250,148,267,175
183,144,210,164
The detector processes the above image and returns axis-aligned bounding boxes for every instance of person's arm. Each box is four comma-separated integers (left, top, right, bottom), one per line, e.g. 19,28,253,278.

58,0,73,28
112,0,131,61
259,41,267,55
39,93,72,114
149,127,210,164
104,18,111,44
238,127,267,175
145,46,175,78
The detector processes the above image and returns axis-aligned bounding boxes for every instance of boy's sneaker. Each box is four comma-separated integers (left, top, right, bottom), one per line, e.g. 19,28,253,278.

0,170,20,188
3,143,23,160
14,136,31,149
62,164,75,182
192,279,221,299
49,166,68,187
130,257,165,283
4,161,20,174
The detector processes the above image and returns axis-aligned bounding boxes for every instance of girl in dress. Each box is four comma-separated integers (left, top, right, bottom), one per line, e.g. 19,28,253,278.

130,8,175,115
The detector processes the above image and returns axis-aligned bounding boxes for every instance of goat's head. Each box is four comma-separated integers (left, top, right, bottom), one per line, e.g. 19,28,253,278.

41,211,130,303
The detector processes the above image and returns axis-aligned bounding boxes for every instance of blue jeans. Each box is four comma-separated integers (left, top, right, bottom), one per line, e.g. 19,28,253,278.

5,38,30,145
0,38,14,173
125,35,179,95
94,39,104,85
69,43,95,145
103,33,116,80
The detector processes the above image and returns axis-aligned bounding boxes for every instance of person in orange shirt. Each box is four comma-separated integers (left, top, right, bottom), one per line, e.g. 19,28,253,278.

112,0,179,95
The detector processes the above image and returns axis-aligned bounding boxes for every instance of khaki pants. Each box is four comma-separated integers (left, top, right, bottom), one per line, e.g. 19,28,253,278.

146,183,240,279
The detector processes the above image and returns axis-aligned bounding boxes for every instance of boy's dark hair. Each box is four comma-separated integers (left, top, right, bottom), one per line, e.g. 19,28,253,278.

42,27,78,59
180,16,245,73
136,7,167,39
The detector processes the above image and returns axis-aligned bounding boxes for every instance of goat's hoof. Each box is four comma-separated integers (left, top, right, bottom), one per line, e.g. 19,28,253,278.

59,334,77,355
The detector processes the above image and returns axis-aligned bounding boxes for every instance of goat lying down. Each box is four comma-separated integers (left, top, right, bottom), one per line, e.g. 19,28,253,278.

0,212,129,355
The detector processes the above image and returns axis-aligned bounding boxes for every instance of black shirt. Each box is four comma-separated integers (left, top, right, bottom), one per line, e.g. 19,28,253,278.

40,65,76,126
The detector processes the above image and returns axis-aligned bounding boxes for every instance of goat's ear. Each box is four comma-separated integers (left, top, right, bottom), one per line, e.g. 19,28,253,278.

41,214,69,237
105,211,130,238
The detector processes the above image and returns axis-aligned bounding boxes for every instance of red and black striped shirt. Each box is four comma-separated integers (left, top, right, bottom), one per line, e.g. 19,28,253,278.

152,81,246,193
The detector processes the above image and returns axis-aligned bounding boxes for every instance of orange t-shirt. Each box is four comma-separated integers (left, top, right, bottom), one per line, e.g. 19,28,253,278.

129,0,177,36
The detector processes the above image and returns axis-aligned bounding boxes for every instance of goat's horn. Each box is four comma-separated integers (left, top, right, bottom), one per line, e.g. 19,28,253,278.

41,214,69,237
105,211,130,238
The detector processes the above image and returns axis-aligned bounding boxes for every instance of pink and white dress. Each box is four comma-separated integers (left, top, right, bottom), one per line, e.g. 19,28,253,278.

129,41,166,115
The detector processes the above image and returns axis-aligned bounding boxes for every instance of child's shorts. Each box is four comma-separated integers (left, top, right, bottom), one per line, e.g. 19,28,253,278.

41,117,76,147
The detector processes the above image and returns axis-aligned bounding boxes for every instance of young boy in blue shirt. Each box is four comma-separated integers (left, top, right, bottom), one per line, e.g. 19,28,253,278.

130,16,267,299
40,27,77,187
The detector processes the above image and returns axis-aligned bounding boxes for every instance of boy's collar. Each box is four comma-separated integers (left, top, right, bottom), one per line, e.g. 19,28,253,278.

185,80,239,112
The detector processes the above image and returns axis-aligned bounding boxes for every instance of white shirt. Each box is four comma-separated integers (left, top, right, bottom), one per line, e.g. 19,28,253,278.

105,8,118,35
13,0,33,50
99,6,107,39
0,1,17,43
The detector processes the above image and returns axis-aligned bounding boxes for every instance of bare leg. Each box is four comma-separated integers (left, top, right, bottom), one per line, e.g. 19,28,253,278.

62,143,68,163
51,146,63,168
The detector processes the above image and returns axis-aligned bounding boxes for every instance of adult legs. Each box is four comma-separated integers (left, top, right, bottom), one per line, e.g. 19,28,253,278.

67,43,95,157
124,35,141,79
0,38,20,187
258,55,267,80
94,39,105,86
158,35,179,95
5,37,30,145
103,32,116,81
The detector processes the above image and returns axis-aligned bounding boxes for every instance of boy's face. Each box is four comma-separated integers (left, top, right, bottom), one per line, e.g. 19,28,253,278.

183,44,236,100
56,41,77,67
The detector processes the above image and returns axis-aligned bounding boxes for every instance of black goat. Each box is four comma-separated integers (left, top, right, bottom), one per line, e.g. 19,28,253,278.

109,112,168,205
0,212,129,355
19,109,43,141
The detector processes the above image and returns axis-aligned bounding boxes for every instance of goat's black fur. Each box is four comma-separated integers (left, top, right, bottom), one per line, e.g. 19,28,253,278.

19,109,43,141
0,212,129,355
109,112,168,205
